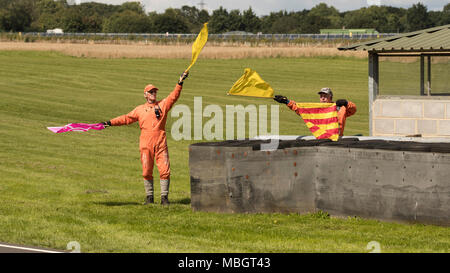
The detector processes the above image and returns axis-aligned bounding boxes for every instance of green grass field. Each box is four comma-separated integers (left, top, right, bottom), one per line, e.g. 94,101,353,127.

0,50,449,253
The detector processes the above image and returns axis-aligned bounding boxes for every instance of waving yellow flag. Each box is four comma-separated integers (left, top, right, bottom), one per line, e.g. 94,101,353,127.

228,68,274,98
185,23,208,72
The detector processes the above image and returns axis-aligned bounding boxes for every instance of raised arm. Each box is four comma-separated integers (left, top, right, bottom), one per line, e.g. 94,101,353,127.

336,100,357,136
336,99,357,118
274,95,302,115
161,71,189,112
162,84,183,112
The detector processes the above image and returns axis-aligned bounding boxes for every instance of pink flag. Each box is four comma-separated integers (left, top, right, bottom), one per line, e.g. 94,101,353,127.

47,123,105,133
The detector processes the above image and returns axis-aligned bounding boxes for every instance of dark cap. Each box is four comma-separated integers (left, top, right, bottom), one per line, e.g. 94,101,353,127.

318,87,333,96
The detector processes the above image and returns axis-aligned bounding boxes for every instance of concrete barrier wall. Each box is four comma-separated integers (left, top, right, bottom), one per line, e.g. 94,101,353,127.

190,141,450,226
373,97,450,137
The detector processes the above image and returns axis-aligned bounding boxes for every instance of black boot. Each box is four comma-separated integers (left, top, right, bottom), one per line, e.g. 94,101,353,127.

143,195,154,205
161,195,170,206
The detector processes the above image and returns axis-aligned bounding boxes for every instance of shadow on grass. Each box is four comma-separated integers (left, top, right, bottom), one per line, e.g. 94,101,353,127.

93,198,190,206
94,201,141,206
173,198,191,205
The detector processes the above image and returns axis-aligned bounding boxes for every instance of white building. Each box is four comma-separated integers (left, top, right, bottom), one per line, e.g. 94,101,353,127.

46,28,64,34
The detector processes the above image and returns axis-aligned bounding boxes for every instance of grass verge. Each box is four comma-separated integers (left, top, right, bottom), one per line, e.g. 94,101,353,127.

0,51,448,252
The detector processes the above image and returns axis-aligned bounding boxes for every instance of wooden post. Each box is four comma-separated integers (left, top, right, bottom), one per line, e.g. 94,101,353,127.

427,55,431,96
368,52,379,136
420,55,425,96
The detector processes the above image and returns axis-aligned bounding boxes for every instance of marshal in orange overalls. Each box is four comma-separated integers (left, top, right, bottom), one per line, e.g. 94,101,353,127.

110,84,182,181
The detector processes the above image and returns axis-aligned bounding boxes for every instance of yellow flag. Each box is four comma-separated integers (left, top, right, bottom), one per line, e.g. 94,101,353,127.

227,68,274,98
185,23,208,72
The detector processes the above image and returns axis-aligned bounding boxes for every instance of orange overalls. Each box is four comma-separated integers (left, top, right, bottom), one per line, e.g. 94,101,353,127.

110,84,182,180
336,101,356,136
287,100,357,136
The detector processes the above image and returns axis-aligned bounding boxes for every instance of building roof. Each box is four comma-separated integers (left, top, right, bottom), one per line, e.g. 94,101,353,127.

338,24,450,53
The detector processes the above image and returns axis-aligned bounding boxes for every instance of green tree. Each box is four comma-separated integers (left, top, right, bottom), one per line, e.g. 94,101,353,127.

227,9,244,31
271,16,299,33
309,3,341,29
32,12,63,31
80,13,103,33
33,0,113,32
384,6,407,33
309,3,339,17
103,10,152,33
179,5,210,33
78,1,119,18
261,11,304,33
198,9,210,25
70,2,122,32
118,2,145,15
260,11,284,33
343,6,398,32
428,10,442,27
303,13,331,33
440,3,450,25
406,2,431,31
152,8,189,33
385,13,401,33
209,6,229,33
36,0,66,14
180,6,202,25
61,6,84,32
241,7,261,33
302,3,341,33
32,0,68,31
2,0,446,35
0,0,36,31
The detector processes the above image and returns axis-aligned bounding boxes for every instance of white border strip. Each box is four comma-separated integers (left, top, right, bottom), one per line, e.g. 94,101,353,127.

0,243,63,253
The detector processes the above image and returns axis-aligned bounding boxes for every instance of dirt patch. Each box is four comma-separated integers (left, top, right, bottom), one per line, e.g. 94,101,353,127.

0,41,366,59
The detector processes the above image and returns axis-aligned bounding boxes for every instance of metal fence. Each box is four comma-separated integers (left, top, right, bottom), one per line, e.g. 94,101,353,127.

21,32,397,40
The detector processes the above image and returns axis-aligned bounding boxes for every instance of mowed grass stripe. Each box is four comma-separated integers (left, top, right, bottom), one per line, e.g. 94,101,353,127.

0,51,448,253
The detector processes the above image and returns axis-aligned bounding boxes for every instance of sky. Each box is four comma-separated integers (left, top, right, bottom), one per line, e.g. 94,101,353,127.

76,0,449,15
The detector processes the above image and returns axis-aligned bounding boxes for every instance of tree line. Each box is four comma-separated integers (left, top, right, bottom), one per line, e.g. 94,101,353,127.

0,0,449,34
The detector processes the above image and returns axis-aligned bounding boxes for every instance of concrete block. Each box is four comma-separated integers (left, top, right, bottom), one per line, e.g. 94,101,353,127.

380,100,402,117
395,119,416,135
424,102,445,119
190,140,450,226
374,119,395,134
446,103,450,119
401,101,423,118
438,120,450,136
417,120,437,135
372,100,382,117
314,147,449,225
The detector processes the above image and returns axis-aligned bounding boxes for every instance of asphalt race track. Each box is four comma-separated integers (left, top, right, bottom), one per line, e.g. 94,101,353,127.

0,242,64,253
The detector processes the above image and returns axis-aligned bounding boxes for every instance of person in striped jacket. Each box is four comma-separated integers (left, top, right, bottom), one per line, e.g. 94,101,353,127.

274,87,356,136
